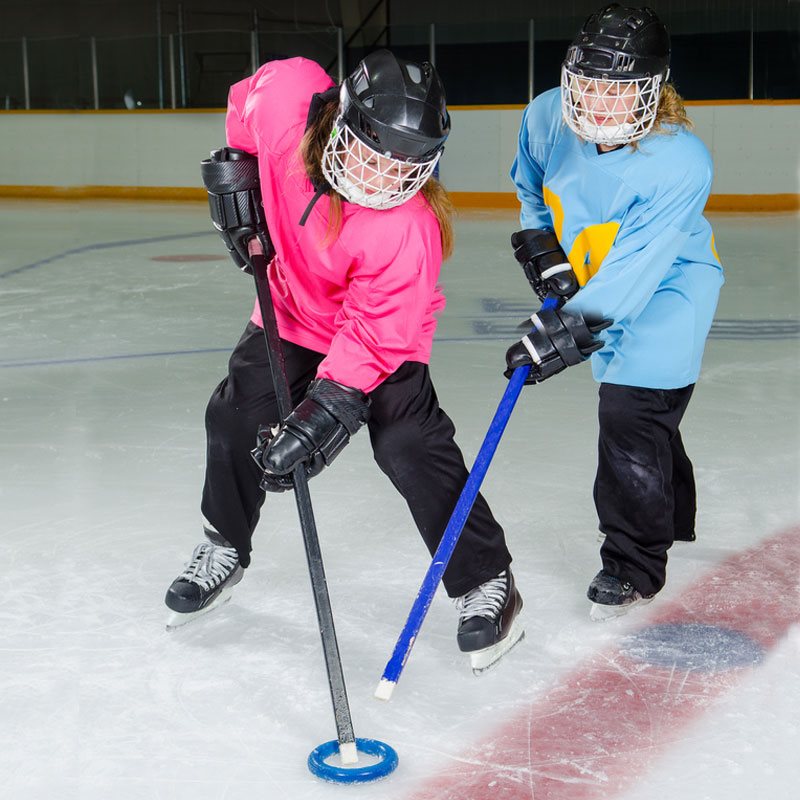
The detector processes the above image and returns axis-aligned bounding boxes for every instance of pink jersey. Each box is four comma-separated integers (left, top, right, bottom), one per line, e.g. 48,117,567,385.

225,58,447,394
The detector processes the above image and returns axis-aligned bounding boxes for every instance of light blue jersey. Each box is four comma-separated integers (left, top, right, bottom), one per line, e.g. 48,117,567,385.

511,87,724,389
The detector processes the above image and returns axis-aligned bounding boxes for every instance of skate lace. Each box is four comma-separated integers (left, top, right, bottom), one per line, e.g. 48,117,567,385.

455,571,508,622
179,543,239,592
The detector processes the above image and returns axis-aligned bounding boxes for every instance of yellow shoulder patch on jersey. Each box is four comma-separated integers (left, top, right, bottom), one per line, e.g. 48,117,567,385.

543,185,565,241
543,184,620,285
568,222,621,285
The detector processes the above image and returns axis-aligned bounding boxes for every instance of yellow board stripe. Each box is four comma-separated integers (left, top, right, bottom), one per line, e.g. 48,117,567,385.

0,185,206,201
1,99,796,115
0,186,797,212
704,194,800,212
0,109,226,115
450,192,800,213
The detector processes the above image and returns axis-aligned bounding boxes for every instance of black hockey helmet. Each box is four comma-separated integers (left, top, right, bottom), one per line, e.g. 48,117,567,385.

564,4,670,81
338,49,450,163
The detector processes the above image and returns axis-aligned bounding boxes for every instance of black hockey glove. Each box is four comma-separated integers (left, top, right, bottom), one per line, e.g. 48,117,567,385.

253,379,370,490
511,229,579,303
251,424,294,493
200,147,272,275
504,307,612,385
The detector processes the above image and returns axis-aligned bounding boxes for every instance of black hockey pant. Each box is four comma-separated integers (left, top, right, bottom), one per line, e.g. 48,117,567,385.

200,322,512,597
594,382,696,597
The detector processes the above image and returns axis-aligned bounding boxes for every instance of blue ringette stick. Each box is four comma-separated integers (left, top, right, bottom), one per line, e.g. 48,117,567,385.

375,296,557,700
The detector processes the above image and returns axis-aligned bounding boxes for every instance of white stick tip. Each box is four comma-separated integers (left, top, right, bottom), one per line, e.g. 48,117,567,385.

339,741,359,764
374,678,396,701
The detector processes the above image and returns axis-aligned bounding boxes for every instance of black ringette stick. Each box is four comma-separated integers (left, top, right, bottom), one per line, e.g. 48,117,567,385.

247,235,358,763
200,148,357,763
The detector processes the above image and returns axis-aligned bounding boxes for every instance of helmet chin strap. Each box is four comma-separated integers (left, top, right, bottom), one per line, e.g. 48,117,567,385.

577,119,641,147
335,173,394,209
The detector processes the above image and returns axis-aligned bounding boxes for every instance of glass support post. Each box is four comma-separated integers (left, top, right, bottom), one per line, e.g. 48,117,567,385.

156,0,164,109
168,34,177,109
528,19,535,102
91,37,99,109
337,27,344,84
748,1,754,100
22,36,31,109
177,2,187,107
251,9,260,74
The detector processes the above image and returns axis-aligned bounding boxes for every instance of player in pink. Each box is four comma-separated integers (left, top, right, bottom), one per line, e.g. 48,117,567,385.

164,51,524,670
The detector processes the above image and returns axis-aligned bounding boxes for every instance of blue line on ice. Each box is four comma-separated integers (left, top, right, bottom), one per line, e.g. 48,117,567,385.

0,231,213,279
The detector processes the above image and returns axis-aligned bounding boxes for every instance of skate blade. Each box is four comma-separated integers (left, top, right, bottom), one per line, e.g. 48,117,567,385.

165,590,233,631
589,596,653,622
470,617,525,675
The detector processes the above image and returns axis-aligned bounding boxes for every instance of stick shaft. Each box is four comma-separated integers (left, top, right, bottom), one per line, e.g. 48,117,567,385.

378,295,558,690
378,364,529,686
250,242,356,747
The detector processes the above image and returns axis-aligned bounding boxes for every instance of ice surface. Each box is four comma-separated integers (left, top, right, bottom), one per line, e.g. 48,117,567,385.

1,201,798,799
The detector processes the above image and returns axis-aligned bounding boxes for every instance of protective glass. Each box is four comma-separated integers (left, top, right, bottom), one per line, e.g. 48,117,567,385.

560,66,664,146
321,119,441,211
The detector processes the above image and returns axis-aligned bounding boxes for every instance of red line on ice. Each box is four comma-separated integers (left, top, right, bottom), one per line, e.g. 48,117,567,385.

408,526,800,800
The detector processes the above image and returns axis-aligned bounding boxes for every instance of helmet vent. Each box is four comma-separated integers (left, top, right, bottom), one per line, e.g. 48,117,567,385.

616,53,635,73
405,64,422,84
626,13,646,30
353,72,369,95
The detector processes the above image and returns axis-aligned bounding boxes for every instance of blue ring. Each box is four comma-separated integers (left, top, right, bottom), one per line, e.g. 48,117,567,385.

307,737,399,783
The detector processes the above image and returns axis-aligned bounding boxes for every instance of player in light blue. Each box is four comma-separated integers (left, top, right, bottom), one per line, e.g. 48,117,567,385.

504,4,724,620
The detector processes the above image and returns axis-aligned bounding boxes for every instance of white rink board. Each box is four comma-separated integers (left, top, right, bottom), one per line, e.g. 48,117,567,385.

1,103,798,196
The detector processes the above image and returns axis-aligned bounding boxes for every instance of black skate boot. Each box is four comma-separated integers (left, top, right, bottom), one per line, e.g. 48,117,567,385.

587,569,654,621
165,529,244,630
456,570,524,674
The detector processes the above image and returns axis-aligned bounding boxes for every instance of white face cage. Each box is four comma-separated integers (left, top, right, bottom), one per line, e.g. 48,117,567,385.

560,65,665,146
321,119,441,211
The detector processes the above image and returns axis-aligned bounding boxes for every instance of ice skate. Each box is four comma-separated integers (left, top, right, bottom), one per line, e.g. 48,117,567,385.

455,570,525,675
165,534,244,630
587,570,654,622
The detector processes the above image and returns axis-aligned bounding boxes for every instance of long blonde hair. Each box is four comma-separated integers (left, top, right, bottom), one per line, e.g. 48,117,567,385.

652,82,693,133
299,100,454,260
628,82,692,150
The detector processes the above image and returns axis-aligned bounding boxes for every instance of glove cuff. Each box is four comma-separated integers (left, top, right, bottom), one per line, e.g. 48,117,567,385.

306,379,370,435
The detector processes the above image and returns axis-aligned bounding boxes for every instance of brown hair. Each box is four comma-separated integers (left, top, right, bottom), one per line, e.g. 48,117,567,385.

298,100,454,260
420,178,454,261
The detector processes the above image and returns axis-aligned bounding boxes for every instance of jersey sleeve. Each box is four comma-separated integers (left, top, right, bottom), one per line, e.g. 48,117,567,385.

510,90,560,231
225,58,334,155
315,206,444,393
564,138,714,325
225,72,258,154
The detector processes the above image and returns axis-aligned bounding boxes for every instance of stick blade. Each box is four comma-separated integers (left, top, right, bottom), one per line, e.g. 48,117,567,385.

338,741,359,765
374,678,396,701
